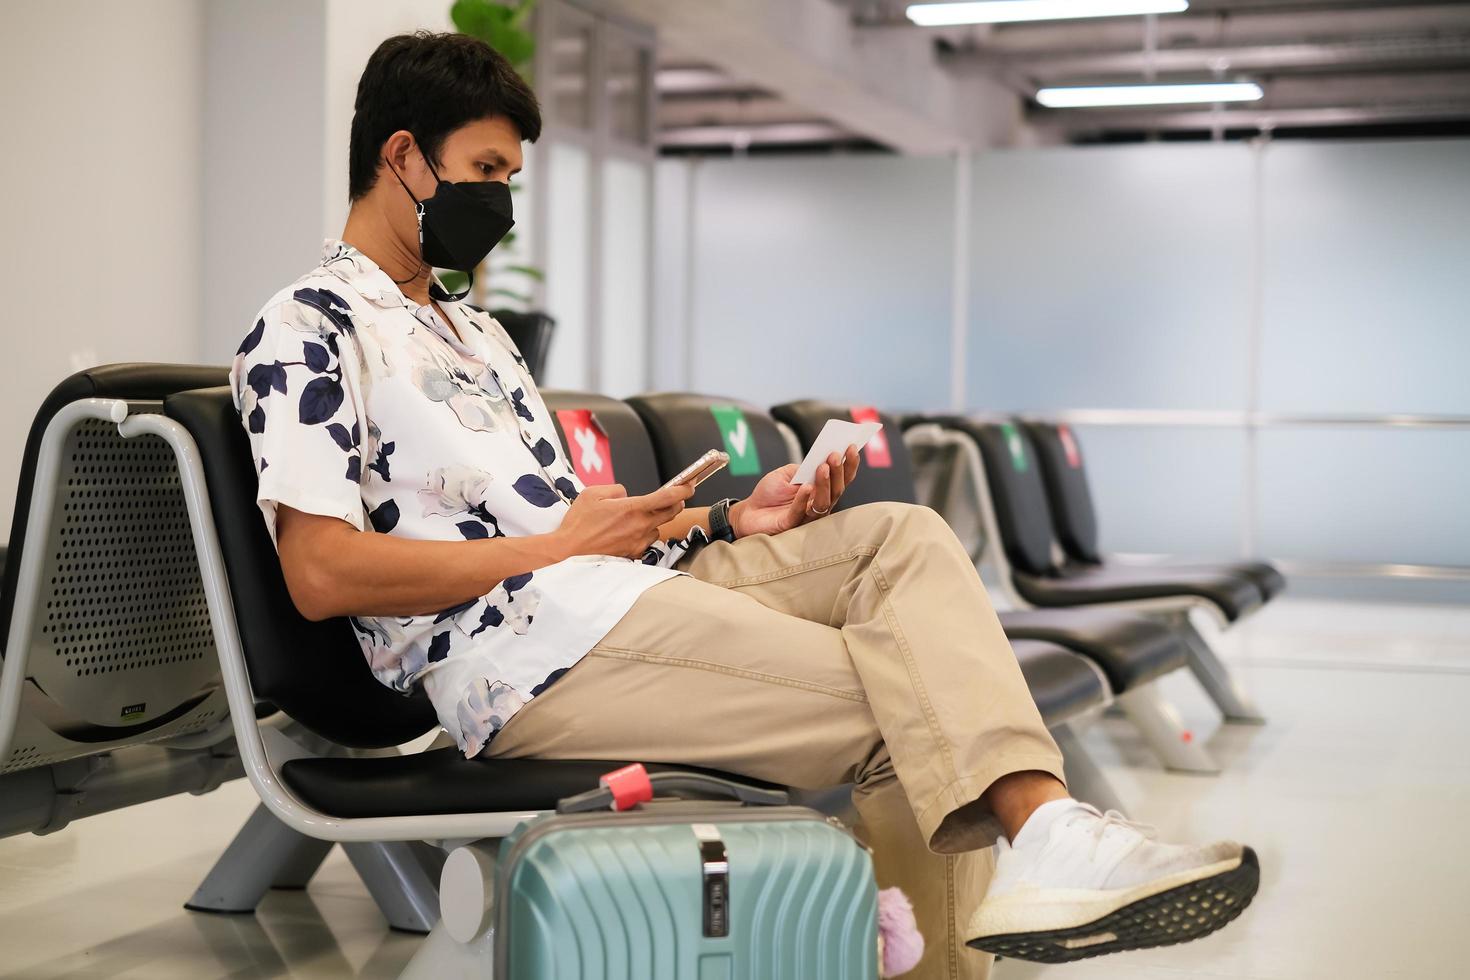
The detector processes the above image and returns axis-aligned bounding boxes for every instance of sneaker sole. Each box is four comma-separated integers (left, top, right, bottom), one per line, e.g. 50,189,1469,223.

967,846,1259,964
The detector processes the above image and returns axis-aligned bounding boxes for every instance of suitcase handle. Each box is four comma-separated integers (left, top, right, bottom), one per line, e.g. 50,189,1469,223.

557,768,790,813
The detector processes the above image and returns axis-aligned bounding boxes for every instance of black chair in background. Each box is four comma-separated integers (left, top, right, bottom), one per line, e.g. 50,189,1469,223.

488,309,555,382
1021,420,1286,601
908,415,1267,727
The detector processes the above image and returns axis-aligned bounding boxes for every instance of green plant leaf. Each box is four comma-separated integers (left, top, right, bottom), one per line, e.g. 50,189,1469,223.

500,264,545,281
490,287,534,304
451,0,536,71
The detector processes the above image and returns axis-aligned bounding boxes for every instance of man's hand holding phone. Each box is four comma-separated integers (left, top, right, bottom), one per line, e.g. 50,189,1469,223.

555,482,694,560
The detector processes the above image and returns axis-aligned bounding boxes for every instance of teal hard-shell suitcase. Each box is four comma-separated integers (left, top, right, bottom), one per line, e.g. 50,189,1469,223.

493,771,879,979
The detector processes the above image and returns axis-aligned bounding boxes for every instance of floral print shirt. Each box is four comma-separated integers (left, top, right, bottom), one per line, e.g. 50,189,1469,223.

229,241,705,756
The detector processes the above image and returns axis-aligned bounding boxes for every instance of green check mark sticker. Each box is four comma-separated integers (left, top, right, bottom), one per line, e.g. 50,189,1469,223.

1000,422,1029,473
709,405,762,476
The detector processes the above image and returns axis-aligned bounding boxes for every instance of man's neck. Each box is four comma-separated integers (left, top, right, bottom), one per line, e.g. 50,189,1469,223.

341,203,434,307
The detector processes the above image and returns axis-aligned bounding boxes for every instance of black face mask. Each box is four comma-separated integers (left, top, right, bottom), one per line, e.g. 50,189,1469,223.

389,150,515,301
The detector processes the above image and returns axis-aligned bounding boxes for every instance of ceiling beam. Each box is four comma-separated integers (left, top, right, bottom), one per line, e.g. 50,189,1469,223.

955,32,1470,79
660,121,859,148
598,0,1027,153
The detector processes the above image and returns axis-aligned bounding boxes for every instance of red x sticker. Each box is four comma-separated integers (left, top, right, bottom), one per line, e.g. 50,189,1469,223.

556,409,615,485
1057,424,1082,469
849,406,892,469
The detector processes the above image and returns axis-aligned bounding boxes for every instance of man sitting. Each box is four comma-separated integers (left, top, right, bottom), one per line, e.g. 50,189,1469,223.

229,31,1258,979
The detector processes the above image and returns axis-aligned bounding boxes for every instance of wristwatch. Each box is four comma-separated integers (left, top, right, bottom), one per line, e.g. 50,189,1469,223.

708,497,739,543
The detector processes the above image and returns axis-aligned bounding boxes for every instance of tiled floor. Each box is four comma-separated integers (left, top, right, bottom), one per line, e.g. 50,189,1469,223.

1,599,1467,979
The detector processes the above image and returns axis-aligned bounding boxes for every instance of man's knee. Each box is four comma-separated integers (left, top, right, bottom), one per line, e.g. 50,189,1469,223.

834,501,953,546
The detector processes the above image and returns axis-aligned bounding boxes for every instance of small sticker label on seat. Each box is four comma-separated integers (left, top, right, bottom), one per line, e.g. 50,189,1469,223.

850,406,892,469
1057,424,1082,469
1001,423,1029,472
710,406,762,476
556,409,615,486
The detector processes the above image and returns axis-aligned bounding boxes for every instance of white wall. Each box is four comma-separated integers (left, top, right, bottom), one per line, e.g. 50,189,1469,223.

321,0,453,235
669,153,957,409
0,0,205,541
202,0,328,362
671,139,1470,577
963,139,1470,570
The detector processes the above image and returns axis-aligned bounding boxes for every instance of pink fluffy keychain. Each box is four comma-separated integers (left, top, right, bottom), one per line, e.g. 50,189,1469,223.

877,887,925,977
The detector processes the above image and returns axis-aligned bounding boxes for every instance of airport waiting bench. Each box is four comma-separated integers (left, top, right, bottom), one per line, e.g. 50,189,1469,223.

2,363,1259,972
1020,419,1285,602
0,364,505,933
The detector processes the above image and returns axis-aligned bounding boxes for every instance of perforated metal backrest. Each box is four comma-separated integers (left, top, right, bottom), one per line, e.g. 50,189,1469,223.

770,400,917,510
542,390,663,496
34,413,219,711
1023,421,1103,565
625,393,792,507
2,364,233,774
164,386,436,749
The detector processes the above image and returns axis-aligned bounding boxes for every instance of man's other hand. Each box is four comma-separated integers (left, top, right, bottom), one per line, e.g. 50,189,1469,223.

730,445,861,538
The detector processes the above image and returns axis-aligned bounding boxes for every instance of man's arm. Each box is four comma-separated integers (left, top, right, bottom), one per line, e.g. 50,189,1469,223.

277,505,570,621
656,506,713,544
276,482,693,622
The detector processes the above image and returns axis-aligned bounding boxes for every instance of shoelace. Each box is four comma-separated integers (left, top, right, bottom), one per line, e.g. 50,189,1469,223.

1066,806,1157,862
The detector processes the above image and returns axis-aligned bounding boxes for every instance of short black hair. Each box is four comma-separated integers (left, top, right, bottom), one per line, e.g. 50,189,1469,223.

349,31,541,201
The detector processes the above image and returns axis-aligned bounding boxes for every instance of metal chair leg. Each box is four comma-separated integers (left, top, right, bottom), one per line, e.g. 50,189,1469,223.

185,803,333,913
1052,722,1128,813
1180,620,1267,724
1116,685,1221,775
342,840,445,934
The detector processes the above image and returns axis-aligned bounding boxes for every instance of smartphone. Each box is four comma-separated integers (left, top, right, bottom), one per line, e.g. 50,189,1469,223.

660,449,729,492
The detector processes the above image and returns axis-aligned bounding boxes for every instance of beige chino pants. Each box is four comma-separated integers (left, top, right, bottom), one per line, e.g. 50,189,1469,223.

484,501,1066,979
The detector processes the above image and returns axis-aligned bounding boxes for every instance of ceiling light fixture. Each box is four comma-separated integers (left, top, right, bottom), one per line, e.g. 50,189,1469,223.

1036,81,1264,108
905,0,1188,27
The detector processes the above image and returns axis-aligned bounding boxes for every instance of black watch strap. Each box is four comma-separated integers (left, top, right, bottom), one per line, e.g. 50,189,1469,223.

709,498,739,543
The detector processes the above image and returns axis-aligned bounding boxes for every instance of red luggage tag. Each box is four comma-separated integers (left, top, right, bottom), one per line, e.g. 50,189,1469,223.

600,762,655,811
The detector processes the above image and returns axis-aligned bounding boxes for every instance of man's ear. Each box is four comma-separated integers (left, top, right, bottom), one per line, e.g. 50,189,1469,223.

380,129,419,180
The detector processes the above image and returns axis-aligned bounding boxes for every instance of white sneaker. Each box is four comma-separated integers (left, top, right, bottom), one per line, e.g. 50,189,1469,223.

966,800,1259,963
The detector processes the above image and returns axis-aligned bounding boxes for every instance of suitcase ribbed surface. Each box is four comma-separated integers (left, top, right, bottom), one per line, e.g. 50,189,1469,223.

500,816,878,979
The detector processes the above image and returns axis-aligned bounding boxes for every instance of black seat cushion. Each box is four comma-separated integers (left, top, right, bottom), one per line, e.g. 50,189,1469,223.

770,400,916,511
165,387,436,748
280,749,785,819
1014,562,1263,622
541,390,663,496
1009,640,1107,728
1000,608,1187,692
625,393,793,506
1151,559,1287,601
1,363,230,654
